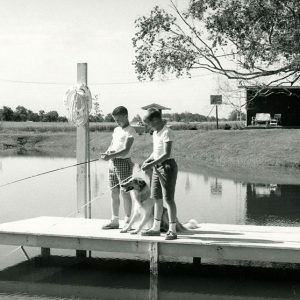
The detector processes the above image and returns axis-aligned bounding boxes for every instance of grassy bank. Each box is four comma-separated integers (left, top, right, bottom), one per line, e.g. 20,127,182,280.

0,120,245,133
0,121,117,133
1,128,300,172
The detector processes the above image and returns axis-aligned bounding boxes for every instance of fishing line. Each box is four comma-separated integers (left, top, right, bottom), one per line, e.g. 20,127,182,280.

0,246,22,263
0,159,100,188
45,169,142,231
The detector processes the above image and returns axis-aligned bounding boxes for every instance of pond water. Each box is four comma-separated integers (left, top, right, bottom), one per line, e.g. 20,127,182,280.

1,156,300,299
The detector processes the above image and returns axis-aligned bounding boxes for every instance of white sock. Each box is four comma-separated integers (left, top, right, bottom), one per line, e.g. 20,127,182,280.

169,222,176,233
124,216,130,224
112,216,119,223
151,219,161,231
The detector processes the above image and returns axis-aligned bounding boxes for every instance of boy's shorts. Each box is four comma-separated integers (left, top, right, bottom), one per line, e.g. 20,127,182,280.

151,159,178,201
108,158,133,189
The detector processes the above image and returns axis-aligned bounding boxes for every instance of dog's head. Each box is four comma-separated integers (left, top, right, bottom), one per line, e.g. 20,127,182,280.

121,177,147,192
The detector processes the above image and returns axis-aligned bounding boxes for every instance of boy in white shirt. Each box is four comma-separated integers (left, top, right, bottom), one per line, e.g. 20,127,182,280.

141,109,178,240
101,106,137,230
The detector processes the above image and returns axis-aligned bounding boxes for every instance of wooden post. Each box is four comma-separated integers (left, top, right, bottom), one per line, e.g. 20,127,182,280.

76,62,88,218
149,274,158,300
149,242,159,275
193,257,201,266
76,62,88,258
41,247,50,257
149,242,159,300
216,105,219,129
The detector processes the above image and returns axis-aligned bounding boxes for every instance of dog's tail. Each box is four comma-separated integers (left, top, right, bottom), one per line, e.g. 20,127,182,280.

178,219,200,232
184,219,200,229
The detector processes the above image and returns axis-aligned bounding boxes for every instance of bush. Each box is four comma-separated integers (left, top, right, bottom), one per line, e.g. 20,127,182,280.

169,121,245,131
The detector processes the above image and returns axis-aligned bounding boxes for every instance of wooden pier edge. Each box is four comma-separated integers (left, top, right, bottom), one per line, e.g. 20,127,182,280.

3,217,300,275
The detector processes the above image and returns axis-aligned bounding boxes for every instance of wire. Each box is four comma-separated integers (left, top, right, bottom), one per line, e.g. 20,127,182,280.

45,169,141,232
0,73,212,86
206,105,216,118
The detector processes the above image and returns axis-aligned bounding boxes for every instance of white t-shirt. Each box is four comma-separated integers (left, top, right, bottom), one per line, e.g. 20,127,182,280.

153,126,174,160
110,125,137,158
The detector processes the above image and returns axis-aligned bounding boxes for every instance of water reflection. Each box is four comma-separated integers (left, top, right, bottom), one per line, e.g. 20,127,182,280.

210,178,223,197
1,156,300,299
1,156,300,228
185,173,191,192
1,256,300,300
246,183,300,226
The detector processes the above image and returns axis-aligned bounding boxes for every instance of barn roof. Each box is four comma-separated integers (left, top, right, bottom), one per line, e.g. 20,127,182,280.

239,85,300,90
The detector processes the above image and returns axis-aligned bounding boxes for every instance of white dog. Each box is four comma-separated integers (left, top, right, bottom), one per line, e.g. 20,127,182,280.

120,177,199,234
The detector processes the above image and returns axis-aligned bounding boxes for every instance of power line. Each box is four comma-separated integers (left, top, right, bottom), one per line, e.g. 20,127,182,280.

0,73,212,87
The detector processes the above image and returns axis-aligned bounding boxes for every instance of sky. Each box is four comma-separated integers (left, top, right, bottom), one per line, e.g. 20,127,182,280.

0,0,238,119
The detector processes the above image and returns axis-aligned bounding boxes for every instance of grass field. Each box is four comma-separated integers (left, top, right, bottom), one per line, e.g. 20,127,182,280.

0,121,117,133
1,122,300,173
0,120,245,133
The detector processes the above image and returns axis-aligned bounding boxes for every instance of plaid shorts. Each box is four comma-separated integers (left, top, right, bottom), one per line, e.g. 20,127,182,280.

108,158,133,189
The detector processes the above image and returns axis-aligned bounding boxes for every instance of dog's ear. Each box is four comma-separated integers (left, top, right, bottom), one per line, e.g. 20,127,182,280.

137,179,146,190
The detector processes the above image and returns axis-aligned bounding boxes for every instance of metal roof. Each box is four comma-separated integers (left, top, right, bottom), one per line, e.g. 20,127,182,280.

239,85,300,90
141,103,171,110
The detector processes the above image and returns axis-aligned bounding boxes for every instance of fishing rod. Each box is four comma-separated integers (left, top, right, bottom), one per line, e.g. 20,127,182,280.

0,158,100,188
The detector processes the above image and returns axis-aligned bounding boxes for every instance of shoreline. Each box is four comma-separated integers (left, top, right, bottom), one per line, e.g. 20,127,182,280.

1,130,300,184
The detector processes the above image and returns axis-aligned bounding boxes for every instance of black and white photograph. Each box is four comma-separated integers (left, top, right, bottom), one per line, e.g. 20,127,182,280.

0,0,300,299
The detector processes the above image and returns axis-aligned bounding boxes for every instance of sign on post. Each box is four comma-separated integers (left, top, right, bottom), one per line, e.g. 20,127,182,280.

210,95,222,105
210,95,222,129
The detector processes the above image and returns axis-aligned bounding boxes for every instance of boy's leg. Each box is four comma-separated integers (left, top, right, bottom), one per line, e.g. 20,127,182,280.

160,160,178,239
141,168,163,235
117,158,133,225
111,186,121,220
102,164,120,230
165,198,177,232
152,198,164,231
121,189,132,222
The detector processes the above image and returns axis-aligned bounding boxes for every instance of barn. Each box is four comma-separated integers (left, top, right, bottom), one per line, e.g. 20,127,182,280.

244,86,300,127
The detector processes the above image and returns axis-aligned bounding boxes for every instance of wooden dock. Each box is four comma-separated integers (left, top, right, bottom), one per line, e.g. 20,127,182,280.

1,217,300,273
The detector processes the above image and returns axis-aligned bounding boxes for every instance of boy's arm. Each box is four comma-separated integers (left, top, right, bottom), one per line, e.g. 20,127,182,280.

144,153,154,163
100,139,113,157
105,136,134,159
142,141,172,170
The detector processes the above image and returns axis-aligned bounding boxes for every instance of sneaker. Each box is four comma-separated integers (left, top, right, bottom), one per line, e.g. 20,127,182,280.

165,231,177,240
141,229,161,236
102,220,119,230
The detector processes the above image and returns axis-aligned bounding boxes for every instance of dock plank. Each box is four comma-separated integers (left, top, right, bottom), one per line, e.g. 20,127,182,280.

1,217,300,265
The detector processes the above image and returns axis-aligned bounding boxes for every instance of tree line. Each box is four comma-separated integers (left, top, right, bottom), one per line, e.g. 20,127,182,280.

0,106,67,122
0,105,244,123
133,111,245,123
0,105,117,123
162,112,223,123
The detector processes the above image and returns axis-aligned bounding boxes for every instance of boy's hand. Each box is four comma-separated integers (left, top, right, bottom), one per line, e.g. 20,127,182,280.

141,162,152,171
100,150,116,161
100,153,112,161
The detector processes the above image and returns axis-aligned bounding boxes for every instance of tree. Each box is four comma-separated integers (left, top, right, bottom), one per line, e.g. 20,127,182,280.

0,106,14,121
13,106,29,121
132,114,142,123
44,111,59,122
228,109,246,121
39,110,46,121
133,0,300,87
104,113,115,122
93,94,101,115
57,116,68,122
90,94,104,122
